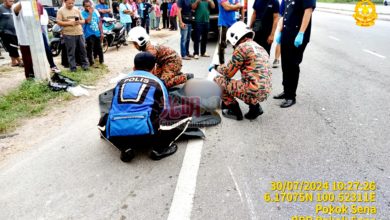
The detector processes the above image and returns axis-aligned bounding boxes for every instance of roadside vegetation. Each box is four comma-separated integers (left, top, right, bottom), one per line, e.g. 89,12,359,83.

0,65,108,134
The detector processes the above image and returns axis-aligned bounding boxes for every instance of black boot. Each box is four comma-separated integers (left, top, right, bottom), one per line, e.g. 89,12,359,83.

222,102,243,121
120,148,135,162
150,143,178,160
244,103,263,120
186,73,194,80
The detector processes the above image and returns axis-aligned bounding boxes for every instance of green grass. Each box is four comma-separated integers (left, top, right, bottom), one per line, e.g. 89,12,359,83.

0,65,108,134
60,64,108,85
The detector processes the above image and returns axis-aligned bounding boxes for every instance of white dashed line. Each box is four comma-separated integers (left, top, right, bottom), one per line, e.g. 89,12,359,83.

243,182,258,220
228,166,244,203
328,36,341,41
363,49,386,59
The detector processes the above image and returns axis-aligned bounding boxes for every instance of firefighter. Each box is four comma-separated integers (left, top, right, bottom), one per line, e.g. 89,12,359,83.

211,21,272,120
128,26,193,88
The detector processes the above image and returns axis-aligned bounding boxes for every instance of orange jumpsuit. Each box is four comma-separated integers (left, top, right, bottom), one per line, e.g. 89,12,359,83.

145,43,187,88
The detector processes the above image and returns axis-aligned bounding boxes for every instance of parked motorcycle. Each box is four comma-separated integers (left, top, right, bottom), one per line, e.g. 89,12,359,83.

47,16,57,32
102,17,127,53
50,24,63,57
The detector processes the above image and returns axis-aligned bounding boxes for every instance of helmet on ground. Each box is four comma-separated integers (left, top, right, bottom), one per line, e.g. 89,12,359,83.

129,26,150,47
226,21,254,47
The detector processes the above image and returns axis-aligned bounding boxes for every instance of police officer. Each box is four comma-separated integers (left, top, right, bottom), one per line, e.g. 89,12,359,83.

273,0,315,108
99,52,192,162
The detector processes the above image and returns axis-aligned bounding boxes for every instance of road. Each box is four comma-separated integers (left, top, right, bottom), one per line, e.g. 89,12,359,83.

0,12,389,220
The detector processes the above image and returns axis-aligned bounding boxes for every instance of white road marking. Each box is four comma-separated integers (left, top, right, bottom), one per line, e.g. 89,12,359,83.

167,136,204,220
328,36,340,41
168,45,217,220
227,166,244,203
243,182,258,220
363,49,386,59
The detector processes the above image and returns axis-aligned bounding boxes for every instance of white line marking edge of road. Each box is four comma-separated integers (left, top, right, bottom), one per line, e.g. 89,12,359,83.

227,166,244,204
362,49,386,59
328,36,341,41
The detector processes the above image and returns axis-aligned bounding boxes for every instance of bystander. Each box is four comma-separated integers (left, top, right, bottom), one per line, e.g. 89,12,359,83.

57,0,89,72
155,1,161,30
82,0,104,66
191,0,215,59
119,0,133,44
170,0,178,30
217,0,241,64
150,0,157,30
0,0,23,67
161,0,169,28
177,0,193,60
96,0,112,18
249,0,279,55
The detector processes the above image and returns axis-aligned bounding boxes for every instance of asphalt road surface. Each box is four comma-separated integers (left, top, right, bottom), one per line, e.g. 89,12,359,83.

1,11,389,220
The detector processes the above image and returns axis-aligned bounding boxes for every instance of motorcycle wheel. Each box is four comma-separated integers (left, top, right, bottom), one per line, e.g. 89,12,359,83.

51,42,61,57
102,37,109,53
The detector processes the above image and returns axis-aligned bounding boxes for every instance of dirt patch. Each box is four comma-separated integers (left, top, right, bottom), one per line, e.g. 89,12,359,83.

0,65,25,96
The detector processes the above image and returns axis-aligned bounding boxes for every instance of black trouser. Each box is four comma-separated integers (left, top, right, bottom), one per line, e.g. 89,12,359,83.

63,34,89,69
20,45,34,78
42,33,56,68
131,17,138,28
86,35,104,65
0,33,19,58
170,16,177,30
218,26,228,64
142,17,150,34
108,128,185,152
193,22,209,56
254,31,271,55
99,112,191,153
162,14,169,28
281,42,307,99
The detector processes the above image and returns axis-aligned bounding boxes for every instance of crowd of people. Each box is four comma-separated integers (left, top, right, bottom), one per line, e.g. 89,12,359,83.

0,0,315,161
0,0,314,110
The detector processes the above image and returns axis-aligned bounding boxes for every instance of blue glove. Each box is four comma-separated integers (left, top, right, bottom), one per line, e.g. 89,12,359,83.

275,32,282,44
294,32,304,48
209,64,219,72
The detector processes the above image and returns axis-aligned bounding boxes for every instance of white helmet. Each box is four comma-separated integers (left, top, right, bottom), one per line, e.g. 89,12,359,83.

129,26,150,47
226,21,254,47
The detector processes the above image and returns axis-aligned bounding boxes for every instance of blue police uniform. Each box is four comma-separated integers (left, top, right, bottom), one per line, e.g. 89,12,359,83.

280,0,315,101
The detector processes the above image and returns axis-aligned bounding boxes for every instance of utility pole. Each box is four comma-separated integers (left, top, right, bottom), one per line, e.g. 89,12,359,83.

21,0,50,80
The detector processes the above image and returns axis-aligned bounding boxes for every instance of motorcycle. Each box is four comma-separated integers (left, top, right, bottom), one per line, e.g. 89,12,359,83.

102,17,127,53
49,24,63,57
